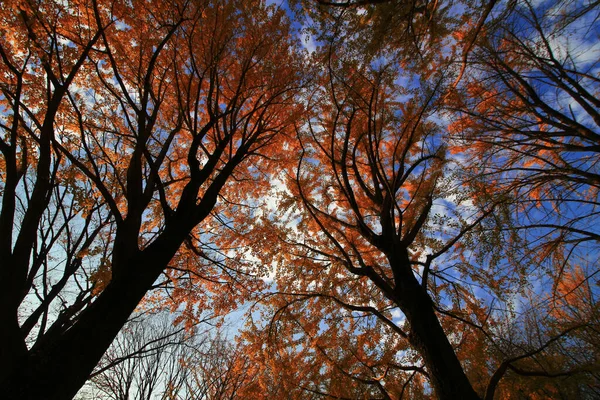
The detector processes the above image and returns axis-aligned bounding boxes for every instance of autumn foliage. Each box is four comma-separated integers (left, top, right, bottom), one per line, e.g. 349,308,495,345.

1,0,599,399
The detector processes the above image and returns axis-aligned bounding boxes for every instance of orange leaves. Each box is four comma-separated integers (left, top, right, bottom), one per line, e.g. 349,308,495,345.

449,142,469,155
463,81,501,114
89,259,112,296
452,28,469,43
448,115,478,136
556,266,587,303
549,265,595,323
4,0,599,397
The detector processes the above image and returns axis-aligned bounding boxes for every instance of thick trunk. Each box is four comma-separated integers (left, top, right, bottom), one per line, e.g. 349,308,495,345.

392,258,480,399
0,306,28,383
2,262,160,400
1,209,196,399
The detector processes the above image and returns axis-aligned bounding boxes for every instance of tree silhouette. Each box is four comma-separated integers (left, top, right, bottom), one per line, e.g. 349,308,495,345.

1,0,599,398
0,1,305,398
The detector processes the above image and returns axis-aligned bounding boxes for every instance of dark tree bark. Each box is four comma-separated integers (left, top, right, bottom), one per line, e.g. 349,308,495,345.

391,253,480,400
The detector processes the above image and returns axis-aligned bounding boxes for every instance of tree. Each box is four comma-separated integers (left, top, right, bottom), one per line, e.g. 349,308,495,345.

83,312,255,400
448,0,600,259
0,0,306,398
445,0,600,395
85,312,192,400
238,52,488,397
233,0,600,398
3,0,599,398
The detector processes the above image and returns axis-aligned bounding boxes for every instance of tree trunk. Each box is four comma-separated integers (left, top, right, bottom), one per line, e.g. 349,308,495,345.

1,215,198,399
393,257,480,400
2,259,161,399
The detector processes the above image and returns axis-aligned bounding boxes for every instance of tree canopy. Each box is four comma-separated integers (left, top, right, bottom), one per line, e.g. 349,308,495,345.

1,0,599,399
